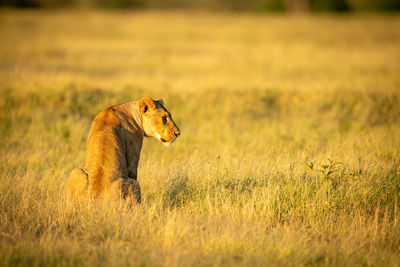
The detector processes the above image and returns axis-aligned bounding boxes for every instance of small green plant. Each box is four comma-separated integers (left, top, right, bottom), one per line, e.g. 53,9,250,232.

319,158,343,184
305,158,344,188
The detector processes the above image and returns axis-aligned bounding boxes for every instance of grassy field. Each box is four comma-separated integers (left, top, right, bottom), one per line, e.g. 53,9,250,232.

1,9,400,266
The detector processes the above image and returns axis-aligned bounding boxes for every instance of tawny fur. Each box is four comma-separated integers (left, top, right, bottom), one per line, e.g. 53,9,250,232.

65,97,180,203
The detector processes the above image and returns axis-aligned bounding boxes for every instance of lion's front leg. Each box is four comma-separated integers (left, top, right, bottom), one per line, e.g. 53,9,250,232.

122,178,141,204
109,178,141,204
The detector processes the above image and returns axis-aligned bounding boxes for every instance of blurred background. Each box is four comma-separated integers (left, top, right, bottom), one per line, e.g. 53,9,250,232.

1,0,400,12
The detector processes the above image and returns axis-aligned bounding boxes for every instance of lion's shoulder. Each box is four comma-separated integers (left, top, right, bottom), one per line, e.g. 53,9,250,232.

92,107,121,130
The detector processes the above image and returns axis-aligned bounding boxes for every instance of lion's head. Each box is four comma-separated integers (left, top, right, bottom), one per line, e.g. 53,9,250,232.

139,97,180,147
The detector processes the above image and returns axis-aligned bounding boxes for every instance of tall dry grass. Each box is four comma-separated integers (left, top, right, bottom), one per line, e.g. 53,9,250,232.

1,10,400,266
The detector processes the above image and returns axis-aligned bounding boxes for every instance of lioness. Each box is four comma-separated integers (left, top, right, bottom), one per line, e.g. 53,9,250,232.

66,97,180,203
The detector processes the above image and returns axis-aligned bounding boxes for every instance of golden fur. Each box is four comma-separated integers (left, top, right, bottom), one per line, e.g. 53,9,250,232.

65,97,180,203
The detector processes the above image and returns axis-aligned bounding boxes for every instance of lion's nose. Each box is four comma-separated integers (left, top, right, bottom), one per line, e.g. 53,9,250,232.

174,131,180,137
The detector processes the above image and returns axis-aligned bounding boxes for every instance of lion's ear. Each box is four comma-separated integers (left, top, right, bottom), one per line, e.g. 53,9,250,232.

157,98,164,105
139,97,156,114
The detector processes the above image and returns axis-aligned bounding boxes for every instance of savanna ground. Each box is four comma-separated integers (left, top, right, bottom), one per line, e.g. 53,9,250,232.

1,9,400,266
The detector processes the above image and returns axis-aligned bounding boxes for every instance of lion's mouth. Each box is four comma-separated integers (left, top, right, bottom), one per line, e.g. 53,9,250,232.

160,136,177,147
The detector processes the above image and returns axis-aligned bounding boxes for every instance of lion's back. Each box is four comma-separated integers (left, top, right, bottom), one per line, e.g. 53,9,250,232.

84,108,127,192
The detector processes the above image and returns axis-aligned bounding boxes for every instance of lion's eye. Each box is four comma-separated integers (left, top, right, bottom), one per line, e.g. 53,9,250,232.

162,116,167,124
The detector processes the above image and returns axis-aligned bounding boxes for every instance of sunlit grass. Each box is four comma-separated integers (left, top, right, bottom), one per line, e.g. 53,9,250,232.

0,10,400,266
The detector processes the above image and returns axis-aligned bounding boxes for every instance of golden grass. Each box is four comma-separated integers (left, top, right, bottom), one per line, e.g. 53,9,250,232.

1,9,400,266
